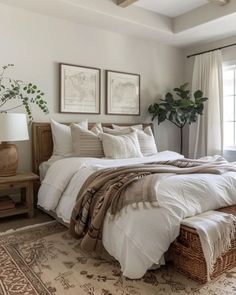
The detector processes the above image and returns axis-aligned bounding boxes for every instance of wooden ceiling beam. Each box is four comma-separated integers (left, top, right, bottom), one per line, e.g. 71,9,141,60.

117,0,138,8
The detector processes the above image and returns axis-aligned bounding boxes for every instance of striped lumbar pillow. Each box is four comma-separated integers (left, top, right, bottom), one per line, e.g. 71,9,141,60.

70,123,104,158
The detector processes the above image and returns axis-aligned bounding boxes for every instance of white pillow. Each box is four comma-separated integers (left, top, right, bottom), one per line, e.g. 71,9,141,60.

71,124,104,158
134,127,158,156
112,124,143,130
104,126,158,156
51,119,88,156
100,131,143,159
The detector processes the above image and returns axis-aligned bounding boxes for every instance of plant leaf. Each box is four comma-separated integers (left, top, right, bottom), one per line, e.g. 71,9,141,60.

194,90,203,99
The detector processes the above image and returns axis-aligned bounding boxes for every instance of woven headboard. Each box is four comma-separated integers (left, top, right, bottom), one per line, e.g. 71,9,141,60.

32,122,153,175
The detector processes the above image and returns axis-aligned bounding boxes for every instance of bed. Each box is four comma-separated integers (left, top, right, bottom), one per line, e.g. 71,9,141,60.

32,122,236,279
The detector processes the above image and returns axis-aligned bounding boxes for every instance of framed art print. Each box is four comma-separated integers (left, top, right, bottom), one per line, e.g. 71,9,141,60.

60,63,100,114
106,70,140,116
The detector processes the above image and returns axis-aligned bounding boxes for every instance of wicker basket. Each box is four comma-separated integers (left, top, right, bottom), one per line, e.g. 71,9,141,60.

170,206,236,283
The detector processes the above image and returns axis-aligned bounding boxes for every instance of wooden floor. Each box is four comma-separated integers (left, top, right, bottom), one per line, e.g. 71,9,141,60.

0,208,53,232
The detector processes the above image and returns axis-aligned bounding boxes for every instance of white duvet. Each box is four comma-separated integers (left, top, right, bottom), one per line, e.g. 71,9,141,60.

38,151,236,279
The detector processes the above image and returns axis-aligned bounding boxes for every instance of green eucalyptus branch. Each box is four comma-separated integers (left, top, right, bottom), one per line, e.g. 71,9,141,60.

0,64,49,121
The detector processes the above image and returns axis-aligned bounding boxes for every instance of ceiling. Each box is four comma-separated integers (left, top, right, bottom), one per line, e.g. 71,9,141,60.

0,0,236,49
134,0,208,17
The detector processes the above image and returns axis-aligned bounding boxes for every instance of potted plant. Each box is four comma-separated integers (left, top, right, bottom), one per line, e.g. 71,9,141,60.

148,83,208,154
0,64,49,120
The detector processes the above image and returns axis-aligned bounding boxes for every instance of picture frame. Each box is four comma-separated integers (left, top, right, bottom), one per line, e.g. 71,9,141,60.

60,63,101,114
106,70,140,116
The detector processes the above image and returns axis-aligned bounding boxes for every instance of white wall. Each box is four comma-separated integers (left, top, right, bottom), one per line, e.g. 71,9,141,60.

0,3,184,171
184,36,236,160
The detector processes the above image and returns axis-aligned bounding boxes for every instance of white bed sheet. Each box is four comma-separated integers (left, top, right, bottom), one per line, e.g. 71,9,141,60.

38,152,236,279
39,155,64,181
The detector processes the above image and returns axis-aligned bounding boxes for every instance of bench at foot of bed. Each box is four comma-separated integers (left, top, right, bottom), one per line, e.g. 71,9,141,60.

170,205,236,284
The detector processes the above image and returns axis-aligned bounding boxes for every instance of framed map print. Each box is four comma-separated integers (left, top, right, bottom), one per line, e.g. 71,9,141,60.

60,63,100,114
106,70,140,116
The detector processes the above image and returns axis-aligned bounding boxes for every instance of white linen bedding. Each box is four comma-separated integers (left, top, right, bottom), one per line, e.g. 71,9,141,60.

39,155,64,181
38,151,236,279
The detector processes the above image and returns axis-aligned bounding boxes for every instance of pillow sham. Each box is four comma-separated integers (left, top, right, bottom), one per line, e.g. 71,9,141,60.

103,126,131,135
51,119,88,156
100,131,143,159
112,124,143,130
71,124,104,158
103,126,158,156
134,127,158,156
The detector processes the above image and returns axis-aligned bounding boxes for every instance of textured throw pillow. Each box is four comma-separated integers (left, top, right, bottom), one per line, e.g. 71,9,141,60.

112,124,143,130
104,126,158,156
134,127,158,156
103,126,131,135
51,119,88,156
71,124,104,158
100,131,143,159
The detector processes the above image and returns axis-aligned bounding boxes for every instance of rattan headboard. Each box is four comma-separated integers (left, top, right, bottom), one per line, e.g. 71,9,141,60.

32,122,153,175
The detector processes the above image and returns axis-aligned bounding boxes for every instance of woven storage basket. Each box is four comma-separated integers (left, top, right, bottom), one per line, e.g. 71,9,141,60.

170,206,236,283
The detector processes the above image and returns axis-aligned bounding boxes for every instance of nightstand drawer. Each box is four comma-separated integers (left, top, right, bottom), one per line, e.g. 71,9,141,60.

0,182,29,190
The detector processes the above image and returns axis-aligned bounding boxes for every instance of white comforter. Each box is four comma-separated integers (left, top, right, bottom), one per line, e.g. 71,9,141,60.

38,151,236,279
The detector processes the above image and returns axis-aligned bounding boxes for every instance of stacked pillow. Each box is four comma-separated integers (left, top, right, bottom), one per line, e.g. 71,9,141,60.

50,120,158,159
71,124,104,158
51,119,88,156
112,124,143,130
106,125,158,156
100,131,143,159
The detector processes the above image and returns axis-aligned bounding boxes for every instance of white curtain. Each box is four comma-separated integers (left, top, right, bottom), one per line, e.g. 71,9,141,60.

189,50,223,158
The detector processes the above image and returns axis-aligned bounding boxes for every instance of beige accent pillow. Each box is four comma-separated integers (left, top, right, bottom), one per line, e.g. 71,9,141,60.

134,127,158,156
71,124,104,158
103,126,131,135
100,131,143,159
112,124,143,130
51,119,88,156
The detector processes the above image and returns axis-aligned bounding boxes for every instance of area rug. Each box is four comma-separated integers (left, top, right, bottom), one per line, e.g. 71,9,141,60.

1,221,236,295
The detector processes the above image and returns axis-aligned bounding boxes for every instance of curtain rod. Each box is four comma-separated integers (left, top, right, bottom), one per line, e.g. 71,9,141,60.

187,42,236,58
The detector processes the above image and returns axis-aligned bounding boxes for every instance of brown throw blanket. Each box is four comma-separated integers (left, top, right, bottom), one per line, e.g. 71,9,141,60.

70,156,236,254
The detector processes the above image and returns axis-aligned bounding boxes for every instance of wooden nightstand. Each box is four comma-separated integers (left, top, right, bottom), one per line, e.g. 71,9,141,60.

0,172,39,218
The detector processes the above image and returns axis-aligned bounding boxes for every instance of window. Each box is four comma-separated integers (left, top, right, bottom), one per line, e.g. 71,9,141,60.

223,67,236,148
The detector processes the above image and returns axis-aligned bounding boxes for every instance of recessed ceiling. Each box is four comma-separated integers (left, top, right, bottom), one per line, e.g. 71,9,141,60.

134,0,208,17
0,0,235,48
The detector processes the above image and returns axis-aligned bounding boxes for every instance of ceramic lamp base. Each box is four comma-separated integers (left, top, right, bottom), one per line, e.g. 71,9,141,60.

0,143,18,177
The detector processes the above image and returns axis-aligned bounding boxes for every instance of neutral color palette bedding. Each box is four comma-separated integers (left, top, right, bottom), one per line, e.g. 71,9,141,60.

38,152,236,279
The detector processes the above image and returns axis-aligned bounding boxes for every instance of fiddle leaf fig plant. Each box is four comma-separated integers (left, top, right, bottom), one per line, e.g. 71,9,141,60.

148,83,208,154
0,64,49,121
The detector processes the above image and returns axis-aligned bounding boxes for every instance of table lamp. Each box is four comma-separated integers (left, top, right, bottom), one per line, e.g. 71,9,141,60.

0,113,29,177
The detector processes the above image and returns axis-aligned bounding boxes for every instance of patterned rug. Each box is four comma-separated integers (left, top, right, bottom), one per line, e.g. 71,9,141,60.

1,221,236,295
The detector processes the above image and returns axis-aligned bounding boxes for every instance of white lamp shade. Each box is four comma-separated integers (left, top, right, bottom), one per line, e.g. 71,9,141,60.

0,113,29,142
